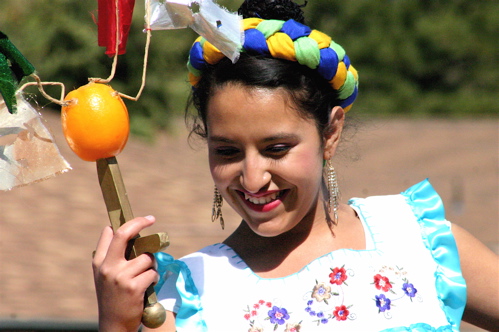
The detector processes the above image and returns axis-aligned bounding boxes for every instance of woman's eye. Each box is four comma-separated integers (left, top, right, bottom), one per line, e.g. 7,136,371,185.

214,147,240,157
266,144,291,155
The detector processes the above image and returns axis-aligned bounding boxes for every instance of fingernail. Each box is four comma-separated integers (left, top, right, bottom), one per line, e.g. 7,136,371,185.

145,215,155,221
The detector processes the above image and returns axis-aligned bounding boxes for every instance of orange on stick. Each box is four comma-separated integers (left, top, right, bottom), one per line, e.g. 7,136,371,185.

61,82,129,161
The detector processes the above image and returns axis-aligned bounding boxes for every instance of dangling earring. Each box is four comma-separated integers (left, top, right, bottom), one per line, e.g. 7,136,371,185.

212,185,225,229
324,159,340,225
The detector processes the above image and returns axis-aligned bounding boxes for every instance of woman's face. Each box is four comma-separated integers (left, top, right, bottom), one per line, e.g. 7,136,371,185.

206,83,341,237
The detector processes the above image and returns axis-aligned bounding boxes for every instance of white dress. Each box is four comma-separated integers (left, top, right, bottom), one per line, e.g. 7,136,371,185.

155,180,466,331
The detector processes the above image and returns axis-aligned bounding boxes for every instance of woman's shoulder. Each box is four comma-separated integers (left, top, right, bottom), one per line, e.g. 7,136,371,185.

348,179,446,223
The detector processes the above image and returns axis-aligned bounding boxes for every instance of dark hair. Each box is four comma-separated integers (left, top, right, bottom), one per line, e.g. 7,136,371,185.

186,0,342,140
238,0,307,23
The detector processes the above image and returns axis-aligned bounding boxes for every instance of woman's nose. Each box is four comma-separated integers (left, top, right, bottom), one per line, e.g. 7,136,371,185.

240,157,271,193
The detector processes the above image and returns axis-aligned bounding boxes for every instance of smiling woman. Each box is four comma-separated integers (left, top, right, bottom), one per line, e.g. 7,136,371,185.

91,0,499,331
206,84,334,239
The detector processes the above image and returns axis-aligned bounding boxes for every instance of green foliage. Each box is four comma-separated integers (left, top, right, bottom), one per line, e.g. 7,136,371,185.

303,0,499,117
0,0,496,140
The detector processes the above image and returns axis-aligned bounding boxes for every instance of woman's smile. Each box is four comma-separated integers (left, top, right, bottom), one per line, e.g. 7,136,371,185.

237,189,289,213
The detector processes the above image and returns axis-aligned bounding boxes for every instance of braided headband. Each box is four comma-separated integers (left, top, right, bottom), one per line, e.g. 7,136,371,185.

187,18,359,112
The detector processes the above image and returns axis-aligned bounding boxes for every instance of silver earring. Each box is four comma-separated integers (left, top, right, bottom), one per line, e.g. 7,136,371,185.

212,185,225,229
324,160,339,224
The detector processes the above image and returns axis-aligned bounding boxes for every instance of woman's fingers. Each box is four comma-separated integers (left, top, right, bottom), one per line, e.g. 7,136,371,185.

92,226,114,268
105,215,156,262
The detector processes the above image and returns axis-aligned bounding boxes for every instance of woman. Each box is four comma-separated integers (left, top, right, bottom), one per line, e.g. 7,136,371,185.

93,1,499,331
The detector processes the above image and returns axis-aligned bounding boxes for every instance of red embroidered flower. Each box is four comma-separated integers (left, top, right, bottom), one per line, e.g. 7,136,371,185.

329,267,348,285
251,310,257,316
333,305,349,321
374,274,392,292
244,313,251,320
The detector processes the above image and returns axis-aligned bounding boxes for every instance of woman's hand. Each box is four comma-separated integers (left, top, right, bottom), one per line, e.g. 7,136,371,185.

92,216,159,332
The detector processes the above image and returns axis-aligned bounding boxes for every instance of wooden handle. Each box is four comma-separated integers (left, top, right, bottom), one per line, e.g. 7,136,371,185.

97,157,167,328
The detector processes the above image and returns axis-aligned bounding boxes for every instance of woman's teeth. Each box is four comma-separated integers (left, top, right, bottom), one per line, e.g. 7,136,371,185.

244,192,280,205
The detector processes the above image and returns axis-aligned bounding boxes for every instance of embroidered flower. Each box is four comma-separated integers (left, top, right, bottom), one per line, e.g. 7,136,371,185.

402,282,417,298
373,274,393,292
311,282,332,302
285,323,302,332
248,326,263,332
329,266,348,285
375,294,391,312
333,305,350,321
268,306,290,325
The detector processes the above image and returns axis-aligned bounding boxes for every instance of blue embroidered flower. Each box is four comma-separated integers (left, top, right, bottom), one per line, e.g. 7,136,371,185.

402,282,417,298
375,294,391,312
268,306,290,325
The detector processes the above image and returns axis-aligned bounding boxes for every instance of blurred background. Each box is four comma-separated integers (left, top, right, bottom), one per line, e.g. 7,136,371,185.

0,0,497,331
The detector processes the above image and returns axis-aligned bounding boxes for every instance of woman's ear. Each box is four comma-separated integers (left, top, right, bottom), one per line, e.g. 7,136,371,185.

323,106,345,160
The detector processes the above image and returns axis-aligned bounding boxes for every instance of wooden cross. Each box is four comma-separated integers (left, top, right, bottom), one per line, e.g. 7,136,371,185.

97,156,169,329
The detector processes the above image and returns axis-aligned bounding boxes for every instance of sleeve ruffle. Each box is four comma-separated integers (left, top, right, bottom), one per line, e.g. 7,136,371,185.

154,252,207,331
401,179,467,331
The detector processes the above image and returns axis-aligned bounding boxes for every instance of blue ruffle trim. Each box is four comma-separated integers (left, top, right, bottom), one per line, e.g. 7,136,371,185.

154,252,207,331
380,322,454,332
401,179,467,331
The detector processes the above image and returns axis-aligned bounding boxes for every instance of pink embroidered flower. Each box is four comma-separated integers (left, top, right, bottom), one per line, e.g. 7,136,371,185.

329,267,348,285
333,305,349,321
285,323,302,332
258,299,265,305
266,301,272,307
251,310,257,316
312,282,332,302
244,313,251,320
374,274,392,292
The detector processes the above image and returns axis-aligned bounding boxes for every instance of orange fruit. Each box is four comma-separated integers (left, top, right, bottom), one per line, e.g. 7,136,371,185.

61,82,129,162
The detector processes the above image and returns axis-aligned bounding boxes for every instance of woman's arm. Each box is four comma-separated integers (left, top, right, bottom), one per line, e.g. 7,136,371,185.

92,216,160,332
452,223,499,331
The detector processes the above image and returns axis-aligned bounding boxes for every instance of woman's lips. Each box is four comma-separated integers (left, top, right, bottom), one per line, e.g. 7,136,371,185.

237,190,288,213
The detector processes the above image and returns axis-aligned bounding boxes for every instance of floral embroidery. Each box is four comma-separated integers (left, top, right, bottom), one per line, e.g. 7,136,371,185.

268,306,290,326
244,300,299,331
284,323,301,332
242,265,420,329
311,282,333,303
303,266,355,326
371,266,421,317
332,305,350,321
375,294,392,312
373,274,393,292
402,282,417,299
329,266,348,285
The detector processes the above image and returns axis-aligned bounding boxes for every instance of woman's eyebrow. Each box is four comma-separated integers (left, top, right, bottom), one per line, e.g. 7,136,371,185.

263,133,299,142
208,135,236,144
208,133,299,144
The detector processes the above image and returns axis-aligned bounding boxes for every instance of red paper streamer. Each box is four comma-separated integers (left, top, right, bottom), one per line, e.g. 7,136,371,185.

98,0,136,56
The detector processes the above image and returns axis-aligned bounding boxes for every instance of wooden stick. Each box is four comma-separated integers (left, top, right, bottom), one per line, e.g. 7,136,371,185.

96,156,168,328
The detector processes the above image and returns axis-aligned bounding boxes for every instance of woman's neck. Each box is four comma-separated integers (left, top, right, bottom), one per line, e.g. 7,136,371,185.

223,203,364,279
